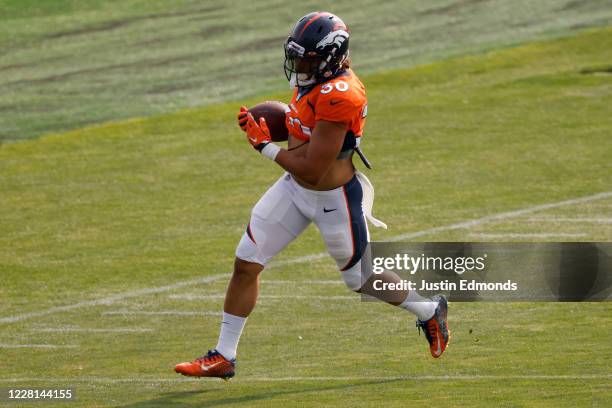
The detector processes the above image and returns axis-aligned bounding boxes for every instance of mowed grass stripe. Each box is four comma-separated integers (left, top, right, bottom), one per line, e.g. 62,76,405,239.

2,0,612,141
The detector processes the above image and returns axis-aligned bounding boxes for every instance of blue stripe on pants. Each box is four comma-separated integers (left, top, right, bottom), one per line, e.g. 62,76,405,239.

341,176,368,271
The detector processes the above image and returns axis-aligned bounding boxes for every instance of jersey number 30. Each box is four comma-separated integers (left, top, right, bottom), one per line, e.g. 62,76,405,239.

321,81,349,94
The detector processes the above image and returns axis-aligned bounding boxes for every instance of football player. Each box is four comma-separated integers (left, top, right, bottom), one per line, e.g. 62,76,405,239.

175,11,450,380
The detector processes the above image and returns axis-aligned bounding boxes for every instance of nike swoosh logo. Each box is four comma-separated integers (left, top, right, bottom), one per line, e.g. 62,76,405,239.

323,207,337,213
201,361,223,371
248,135,258,143
329,100,342,105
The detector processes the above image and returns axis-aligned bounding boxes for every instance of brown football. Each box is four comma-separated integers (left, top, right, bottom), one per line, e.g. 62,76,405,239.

248,101,289,142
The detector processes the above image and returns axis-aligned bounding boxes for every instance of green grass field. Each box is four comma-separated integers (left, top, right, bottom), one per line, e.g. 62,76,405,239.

2,0,612,142
1,2,612,407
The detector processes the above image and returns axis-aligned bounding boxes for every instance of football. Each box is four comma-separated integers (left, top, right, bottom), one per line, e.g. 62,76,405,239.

248,101,289,142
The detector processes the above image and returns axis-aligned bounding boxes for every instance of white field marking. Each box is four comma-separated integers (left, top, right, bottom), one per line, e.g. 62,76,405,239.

527,217,612,223
36,327,153,333
0,273,228,324
0,374,610,383
227,374,612,382
0,344,77,349
260,280,343,285
168,294,355,301
387,191,612,241
101,310,223,317
2,191,611,325
469,233,588,239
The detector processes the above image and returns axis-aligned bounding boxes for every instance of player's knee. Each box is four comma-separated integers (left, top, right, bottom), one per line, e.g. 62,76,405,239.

233,258,263,282
235,230,269,267
341,261,365,292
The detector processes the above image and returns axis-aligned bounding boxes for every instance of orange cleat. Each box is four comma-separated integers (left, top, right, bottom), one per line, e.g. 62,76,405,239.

416,295,450,358
174,349,236,380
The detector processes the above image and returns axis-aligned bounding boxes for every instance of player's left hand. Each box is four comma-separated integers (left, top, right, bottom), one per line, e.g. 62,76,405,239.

245,113,271,150
237,106,248,132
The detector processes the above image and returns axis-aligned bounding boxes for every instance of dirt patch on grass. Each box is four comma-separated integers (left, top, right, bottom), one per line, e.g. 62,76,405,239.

199,24,228,38
0,56,66,74
0,62,35,73
580,65,612,75
46,20,130,39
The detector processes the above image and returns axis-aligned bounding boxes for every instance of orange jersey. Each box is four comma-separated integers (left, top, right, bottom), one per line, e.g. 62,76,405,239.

285,69,368,146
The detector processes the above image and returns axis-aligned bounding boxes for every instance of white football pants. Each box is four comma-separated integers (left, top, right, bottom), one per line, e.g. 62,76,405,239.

235,171,386,290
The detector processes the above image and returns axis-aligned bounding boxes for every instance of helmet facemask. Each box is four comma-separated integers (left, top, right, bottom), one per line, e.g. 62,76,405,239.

284,39,322,88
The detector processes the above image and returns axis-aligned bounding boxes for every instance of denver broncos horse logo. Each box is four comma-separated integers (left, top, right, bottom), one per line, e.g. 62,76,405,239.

316,29,349,52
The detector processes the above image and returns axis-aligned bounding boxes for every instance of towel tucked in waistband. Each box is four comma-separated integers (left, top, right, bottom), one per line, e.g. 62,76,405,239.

355,171,387,229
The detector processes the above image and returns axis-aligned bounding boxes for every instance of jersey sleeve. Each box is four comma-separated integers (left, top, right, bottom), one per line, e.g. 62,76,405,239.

314,82,362,125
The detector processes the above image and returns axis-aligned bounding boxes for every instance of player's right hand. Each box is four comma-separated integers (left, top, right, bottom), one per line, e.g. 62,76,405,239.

245,113,271,151
237,106,248,132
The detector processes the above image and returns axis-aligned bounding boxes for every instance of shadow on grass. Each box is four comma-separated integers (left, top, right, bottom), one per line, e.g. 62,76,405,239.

117,378,404,407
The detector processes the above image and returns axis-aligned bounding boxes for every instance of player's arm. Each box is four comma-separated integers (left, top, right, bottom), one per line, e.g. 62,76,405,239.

274,120,345,185
243,112,346,185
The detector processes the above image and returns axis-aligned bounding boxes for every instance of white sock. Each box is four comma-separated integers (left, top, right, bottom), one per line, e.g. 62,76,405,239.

214,312,247,361
399,291,437,321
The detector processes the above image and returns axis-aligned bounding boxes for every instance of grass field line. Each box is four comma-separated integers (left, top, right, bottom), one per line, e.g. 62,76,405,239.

0,273,229,324
469,233,588,239
0,374,610,383
167,294,356,301
1,190,611,326
36,327,153,333
261,280,344,285
0,344,77,349
101,310,223,317
527,217,612,223
387,191,612,242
